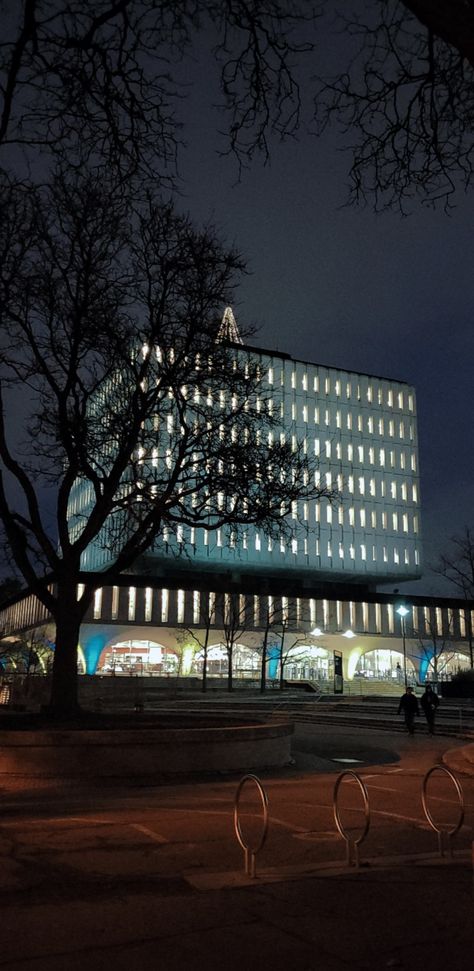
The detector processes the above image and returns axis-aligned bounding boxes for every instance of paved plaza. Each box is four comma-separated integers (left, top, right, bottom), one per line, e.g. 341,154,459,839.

0,725,473,970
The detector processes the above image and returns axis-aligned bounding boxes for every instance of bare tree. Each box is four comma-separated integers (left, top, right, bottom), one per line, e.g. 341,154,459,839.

0,1,316,182
0,170,334,715
315,1,474,210
434,526,474,667
184,593,215,694
1,3,473,208
219,592,249,693
410,610,456,683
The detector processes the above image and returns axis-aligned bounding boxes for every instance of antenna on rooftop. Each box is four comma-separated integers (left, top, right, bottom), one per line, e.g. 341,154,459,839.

218,306,243,344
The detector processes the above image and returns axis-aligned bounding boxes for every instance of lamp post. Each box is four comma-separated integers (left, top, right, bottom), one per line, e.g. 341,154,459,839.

396,605,410,689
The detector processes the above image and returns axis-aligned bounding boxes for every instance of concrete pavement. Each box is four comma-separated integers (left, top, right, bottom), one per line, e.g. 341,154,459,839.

1,726,473,970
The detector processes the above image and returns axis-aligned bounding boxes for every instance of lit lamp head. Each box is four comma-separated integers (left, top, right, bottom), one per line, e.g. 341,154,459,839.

342,629,355,638
310,627,323,637
396,605,410,619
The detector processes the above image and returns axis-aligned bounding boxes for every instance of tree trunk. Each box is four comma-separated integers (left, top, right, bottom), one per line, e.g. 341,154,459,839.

227,643,233,693
202,626,210,694
48,584,84,717
260,628,269,694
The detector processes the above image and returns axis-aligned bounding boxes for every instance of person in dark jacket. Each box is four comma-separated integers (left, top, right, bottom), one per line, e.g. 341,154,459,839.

420,685,439,734
398,686,419,734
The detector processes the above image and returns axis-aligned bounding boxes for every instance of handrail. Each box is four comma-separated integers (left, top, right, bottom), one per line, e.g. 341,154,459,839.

421,765,465,858
233,774,269,878
333,770,371,868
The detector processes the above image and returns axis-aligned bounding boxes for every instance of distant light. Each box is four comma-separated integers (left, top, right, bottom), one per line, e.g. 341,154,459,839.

342,629,355,638
310,627,323,637
396,605,410,617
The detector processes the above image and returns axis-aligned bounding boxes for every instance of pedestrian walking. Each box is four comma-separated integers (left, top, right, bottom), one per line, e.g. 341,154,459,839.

420,684,439,734
397,685,419,735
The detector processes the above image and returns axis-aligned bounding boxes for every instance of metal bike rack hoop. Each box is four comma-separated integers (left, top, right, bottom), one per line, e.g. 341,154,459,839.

421,765,464,858
333,770,371,867
233,773,269,878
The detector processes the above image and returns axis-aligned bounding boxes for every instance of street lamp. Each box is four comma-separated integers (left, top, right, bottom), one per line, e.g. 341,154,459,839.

396,605,410,689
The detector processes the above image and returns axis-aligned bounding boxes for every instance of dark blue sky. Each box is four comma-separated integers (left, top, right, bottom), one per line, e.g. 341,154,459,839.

177,35,474,597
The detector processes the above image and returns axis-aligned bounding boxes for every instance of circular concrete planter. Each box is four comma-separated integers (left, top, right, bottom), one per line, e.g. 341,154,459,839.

0,718,294,777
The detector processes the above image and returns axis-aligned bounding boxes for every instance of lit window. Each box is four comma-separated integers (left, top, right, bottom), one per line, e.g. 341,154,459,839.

177,590,185,624
145,587,153,623
389,420,394,437
292,538,298,555
379,449,385,467
313,375,319,392
367,386,373,403
291,371,296,389
161,589,169,623
392,512,398,530
358,476,365,495
388,389,393,407
394,548,399,564
369,478,376,496
403,513,409,532
327,505,333,524
358,445,364,463
357,415,363,432
378,418,384,435
338,505,344,525
348,444,353,461
360,509,366,527
361,544,366,560
268,367,274,384
391,481,397,499
302,372,308,391
371,510,377,528
368,416,374,433
412,484,418,502
346,382,352,398
111,586,119,620
128,587,136,622
348,475,354,494
93,588,103,620
339,542,344,559
327,541,332,557
335,380,341,396
408,394,414,412
193,591,200,624
325,377,330,394
349,507,355,526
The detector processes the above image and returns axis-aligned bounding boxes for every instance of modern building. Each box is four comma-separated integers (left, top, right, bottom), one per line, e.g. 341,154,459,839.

78,309,422,588
0,311,472,690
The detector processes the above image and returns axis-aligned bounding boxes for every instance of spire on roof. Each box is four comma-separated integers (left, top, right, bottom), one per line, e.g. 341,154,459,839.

217,306,243,344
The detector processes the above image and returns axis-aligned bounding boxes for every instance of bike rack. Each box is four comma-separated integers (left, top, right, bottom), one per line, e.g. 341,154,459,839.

233,774,269,878
421,765,465,858
333,770,371,868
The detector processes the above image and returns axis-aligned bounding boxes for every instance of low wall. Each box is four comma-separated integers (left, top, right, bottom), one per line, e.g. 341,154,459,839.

0,719,294,777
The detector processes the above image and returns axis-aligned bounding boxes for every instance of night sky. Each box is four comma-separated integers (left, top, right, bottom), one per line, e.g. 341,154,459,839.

175,28,474,598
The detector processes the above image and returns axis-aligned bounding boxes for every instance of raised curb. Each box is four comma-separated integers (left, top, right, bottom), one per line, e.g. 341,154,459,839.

0,719,294,777
442,741,474,777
